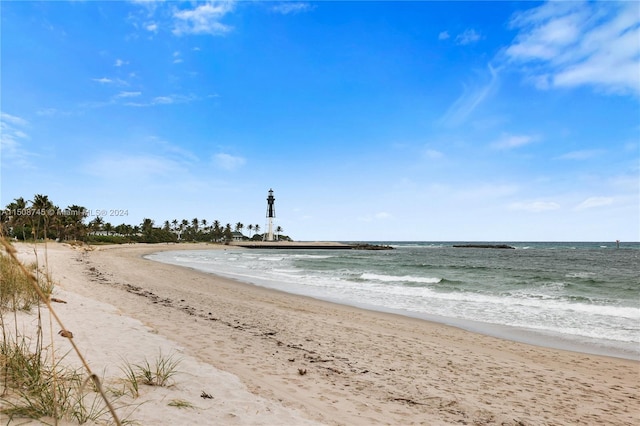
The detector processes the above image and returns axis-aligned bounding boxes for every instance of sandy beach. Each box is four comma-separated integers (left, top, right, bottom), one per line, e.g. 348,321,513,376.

5,242,639,425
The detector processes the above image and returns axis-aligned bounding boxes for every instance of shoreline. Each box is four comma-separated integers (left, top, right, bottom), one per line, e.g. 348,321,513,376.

9,242,640,425
147,245,639,361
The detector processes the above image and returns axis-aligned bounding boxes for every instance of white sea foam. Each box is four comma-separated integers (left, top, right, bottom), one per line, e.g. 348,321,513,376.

360,273,441,284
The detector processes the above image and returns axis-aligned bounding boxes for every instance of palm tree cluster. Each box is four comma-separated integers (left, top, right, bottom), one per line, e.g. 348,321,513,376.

2,194,290,244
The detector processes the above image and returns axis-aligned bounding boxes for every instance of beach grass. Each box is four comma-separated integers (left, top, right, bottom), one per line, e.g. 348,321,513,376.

1,238,187,424
0,238,123,425
119,351,182,398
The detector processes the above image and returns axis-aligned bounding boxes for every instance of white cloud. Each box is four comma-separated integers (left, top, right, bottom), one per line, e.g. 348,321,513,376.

491,133,538,150
0,112,34,168
423,149,444,160
509,201,561,212
92,77,127,86
357,211,392,222
440,64,498,126
114,59,128,67
115,91,142,98
456,29,482,45
172,1,235,36
555,149,605,160
124,94,197,107
214,153,246,170
1,112,28,127
438,31,450,40
505,1,640,96
148,136,199,164
145,22,158,32
271,2,314,15
84,154,186,181
36,108,59,116
456,184,519,200
152,96,174,104
575,196,613,210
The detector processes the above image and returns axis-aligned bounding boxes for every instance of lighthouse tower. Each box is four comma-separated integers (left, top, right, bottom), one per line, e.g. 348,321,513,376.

265,188,276,241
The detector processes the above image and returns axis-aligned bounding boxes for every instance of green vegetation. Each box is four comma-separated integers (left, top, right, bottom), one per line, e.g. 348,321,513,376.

124,351,182,390
0,238,184,424
2,193,292,244
0,240,123,424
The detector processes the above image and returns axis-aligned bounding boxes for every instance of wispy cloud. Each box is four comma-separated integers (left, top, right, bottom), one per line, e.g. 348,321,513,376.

148,136,199,164
0,112,34,168
456,29,482,45
172,1,235,36
271,2,315,15
440,64,498,126
504,1,640,96
555,149,605,160
114,59,128,67
509,200,561,212
575,196,613,210
438,31,450,40
92,77,128,86
214,152,246,170
85,154,187,181
358,211,392,222
115,91,142,98
423,148,444,160
145,22,158,33
124,93,197,107
490,133,538,150
1,112,28,127
455,183,519,201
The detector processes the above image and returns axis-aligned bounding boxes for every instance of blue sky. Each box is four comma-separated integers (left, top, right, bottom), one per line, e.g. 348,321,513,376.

1,1,639,241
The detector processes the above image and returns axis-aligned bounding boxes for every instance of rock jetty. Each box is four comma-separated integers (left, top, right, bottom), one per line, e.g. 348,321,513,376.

452,244,515,249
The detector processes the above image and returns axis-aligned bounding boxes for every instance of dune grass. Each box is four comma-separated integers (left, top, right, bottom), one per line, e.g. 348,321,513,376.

1,238,184,424
0,238,124,425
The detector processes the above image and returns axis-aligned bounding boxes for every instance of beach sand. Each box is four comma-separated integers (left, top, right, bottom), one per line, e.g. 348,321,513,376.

4,242,639,425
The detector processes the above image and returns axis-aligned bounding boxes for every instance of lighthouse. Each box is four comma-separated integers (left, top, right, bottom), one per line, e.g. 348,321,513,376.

265,188,276,241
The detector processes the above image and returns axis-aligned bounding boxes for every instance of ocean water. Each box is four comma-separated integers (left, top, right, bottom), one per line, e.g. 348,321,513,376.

146,242,640,360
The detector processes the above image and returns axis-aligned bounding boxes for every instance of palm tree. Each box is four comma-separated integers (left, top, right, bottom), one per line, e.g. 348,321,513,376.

30,194,54,239
192,217,199,233
5,197,28,240
141,218,154,234
275,225,283,240
223,223,233,242
212,220,221,242
104,222,113,236
247,224,254,238
163,220,171,232
90,217,104,235
66,205,88,241
235,222,244,236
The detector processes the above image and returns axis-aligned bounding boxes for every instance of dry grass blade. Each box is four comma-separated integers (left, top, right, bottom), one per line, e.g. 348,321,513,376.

0,236,122,426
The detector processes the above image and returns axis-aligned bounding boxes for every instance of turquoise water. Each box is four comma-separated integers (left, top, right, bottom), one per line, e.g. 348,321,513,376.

147,242,639,359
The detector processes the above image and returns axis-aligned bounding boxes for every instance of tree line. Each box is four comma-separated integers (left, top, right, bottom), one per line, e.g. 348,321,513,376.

1,194,289,244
